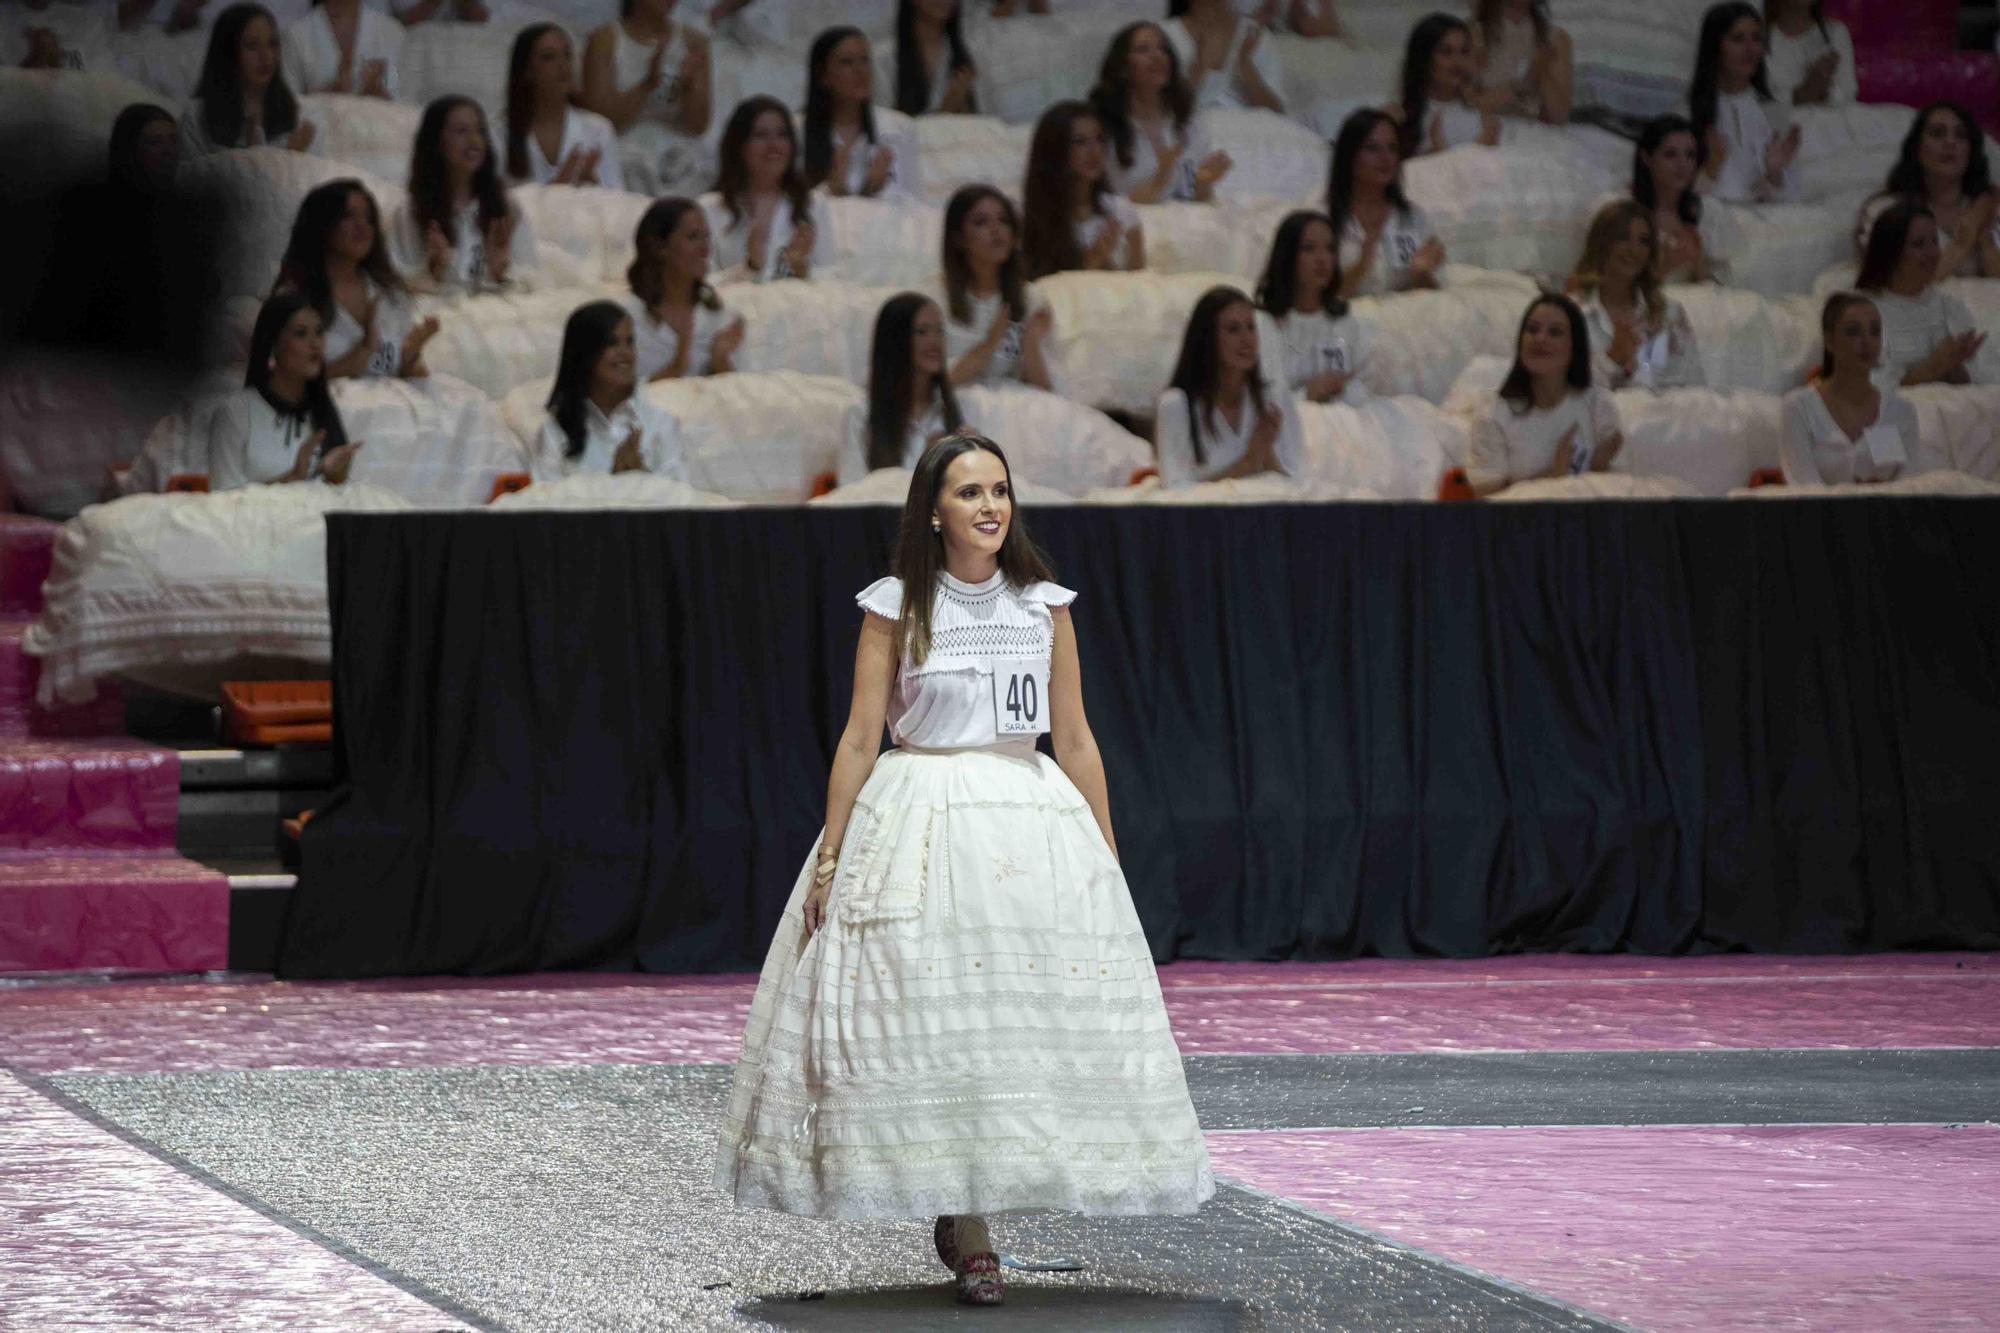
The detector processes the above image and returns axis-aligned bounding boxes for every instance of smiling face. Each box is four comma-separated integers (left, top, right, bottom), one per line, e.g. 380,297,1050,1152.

329,189,375,263
1719,15,1764,86
1604,214,1654,287
441,102,488,178
1645,129,1699,198
237,14,278,93
958,193,1016,271
1917,108,1972,186
663,205,711,277
1826,298,1883,373
1428,26,1473,99
821,34,873,106
1125,24,1171,94
1293,219,1337,308
1356,117,1401,190
910,300,946,379
273,306,325,382
1897,214,1942,287
1518,301,1572,380
934,446,1012,561
530,28,574,100
1215,298,1260,376
1066,113,1107,185
745,109,793,185
591,317,637,397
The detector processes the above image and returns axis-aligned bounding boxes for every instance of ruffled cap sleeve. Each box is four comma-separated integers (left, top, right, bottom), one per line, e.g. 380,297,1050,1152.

855,576,904,620
1020,581,1077,609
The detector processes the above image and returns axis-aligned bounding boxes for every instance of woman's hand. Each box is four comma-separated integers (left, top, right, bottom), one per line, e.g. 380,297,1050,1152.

1541,423,1580,478
399,315,441,377
358,57,390,99
780,220,815,278
864,144,894,195
320,439,363,484
1408,235,1446,287
709,317,745,373
1764,123,1801,184
1304,368,1349,403
287,430,326,482
1085,217,1124,270
612,425,648,473
424,220,453,281
485,212,516,283
286,121,317,153
1703,126,1728,178
1246,404,1282,470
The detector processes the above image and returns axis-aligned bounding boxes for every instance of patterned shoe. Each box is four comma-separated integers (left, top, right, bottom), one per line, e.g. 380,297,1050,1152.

932,1216,961,1272
954,1251,1005,1306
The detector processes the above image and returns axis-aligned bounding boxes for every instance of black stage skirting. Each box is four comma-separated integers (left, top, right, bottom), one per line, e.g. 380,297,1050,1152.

277,500,2000,978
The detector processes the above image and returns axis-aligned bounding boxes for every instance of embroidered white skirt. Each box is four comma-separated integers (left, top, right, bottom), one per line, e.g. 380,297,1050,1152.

713,743,1216,1220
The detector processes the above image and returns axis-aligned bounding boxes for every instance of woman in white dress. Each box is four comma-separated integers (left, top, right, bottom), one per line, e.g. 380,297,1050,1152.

1856,202,1987,388
700,97,823,283
800,25,919,200
1570,201,1703,392
1779,292,1918,485
181,3,313,154
275,179,439,380
892,0,977,115
1164,0,1284,114
581,0,711,195
714,431,1214,1306
1471,0,1571,125
1689,2,1800,204
1397,13,1497,156
1021,100,1145,279
1628,114,1728,284
839,292,963,484
281,0,398,99
1855,103,2000,281
532,299,683,482
390,95,535,295
1089,20,1232,203
504,22,623,189
1156,285,1303,487
208,290,362,490
624,197,744,382
1325,108,1445,298
1256,209,1371,404
939,185,1053,390
1465,294,1624,496
1761,0,1855,107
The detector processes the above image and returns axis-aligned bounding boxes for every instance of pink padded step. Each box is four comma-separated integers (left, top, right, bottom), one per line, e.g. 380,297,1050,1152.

1825,0,1956,54
0,514,57,616
1858,52,2000,136
0,852,228,973
0,619,124,740
0,737,180,852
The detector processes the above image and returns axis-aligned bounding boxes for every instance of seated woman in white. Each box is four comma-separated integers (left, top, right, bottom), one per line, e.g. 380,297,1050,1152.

1762,0,1855,107
1571,201,1703,392
838,292,965,485
700,97,825,283
1626,114,1729,285
181,3,314,154
1689,3,1800,204
892,0,978,115
504,22,624,189
1256,209,1372,405
580,0,711,196
938,185,1053,390
1021,100,1145,279
1164,0,1284,114
1780,292,1919,486
1089,20,1232,204
389,95,536,295
274,179,439,380
281,0,398,99
1398,13,1498,156
1856,102,2000,281
1325,108,1445,298
9,0,114,71
1857,201,1988,388
800,25,919,200
1155,286,1303,487
533,300,684,482
1465,294,1624,496
1471,0,1572,125
208,290,361,490
624,197,744,381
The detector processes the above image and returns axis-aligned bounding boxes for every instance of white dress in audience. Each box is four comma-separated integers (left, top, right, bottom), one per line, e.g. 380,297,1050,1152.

1702,89,1797,203
940,284,1047,387
1778,386,1915,485
820,108,921,199
1855,194,1999,279
178,98,306,154
204,387,319,491
530,394,683,483
623,293,741,381
1480,16,1544,120
1424,99,1487,151
1763,19,1857,107
1109,113,1215,202
1579,296,1704,391
699,192,824,283
1163,16,1282,111
837,394,949,485
1339,206,1437,296
1076,192,1143,271
1866,287,1980,388
322,277,415,379
1,0,112,71
608,19,702,194
387,197,536,294
1464,386,1622,493
280,3,402,97
513,105,625,190
1274,308,1372,403
1153,387,1304,488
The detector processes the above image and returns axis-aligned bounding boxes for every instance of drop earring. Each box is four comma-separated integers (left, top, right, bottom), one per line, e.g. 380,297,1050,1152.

931,516,941,532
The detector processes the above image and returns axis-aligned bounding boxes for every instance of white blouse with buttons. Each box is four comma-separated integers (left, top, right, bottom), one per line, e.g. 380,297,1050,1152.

530,393,683,483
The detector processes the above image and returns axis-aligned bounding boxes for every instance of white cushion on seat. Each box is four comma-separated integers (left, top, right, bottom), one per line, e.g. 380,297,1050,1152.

487,473,739,509
954,382,1152,495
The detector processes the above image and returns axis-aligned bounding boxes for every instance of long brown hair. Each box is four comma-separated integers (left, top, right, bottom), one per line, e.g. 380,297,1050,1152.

1021,100,1109,280
891,432,1053,666
941,185,1027,325
1572,200,1666,325
711,95,812,228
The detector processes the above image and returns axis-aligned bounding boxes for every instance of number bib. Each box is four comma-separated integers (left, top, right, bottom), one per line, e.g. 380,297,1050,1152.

991,658,1050,737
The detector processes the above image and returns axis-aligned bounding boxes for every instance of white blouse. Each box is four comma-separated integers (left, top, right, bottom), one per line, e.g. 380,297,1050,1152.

608,18,694,131
699,191,823,284
1153,386,1304,488
1579,295,1704,391
1274,308,1371,402
529,393,682,483
1424,99,1487,152
940,284,1045,387
856,569,1077,752
1163,16,1282,111
322,276,415,379
1338,205,1437,296
205,387,321,490
178,97,307,155
511,105,625,191
1778,386,1915,485
388,197,536,295
1075,192,1143,272
837,395,949,485
818,107,921,199
1109,111,1215,202
280,4,402,98
1868,287,1978,386
624,292,740,381
1764,19,1857,107
1465,386,1622,493
1703,89,1796,203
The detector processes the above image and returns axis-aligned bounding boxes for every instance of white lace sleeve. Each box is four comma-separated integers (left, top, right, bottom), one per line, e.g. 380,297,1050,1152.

856,576,903,621
1019,581,1077,609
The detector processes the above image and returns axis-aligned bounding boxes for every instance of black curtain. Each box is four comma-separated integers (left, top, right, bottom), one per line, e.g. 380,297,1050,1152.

277,500,2000,979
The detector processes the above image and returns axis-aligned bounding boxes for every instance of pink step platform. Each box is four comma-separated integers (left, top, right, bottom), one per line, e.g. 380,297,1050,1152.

1823,0,2000,135
0,515,227,974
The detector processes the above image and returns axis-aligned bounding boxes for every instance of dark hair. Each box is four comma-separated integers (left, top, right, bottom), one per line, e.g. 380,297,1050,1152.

1690,2,1772,147
1255,210,1347,320
894,0,976,116
409,95,509,237
1498,294,1592,413
1087,21,1193,172
1326,107,1414,241
1167,285,1269,468
1762,0,1827,40
1398,13,1471,157
1631,114,1706,226
1856,200,1934,293
1021,100,1109,280
801,27,879,189
1476,0,1549,45
626,197,721,311
244,289,345,452
1573,200,1665,325
107,102,175,187
1818,290,1876,377
1882,101,1993,202
892,431,1052,666
711,95,812,228
942,185,1027,325
194,4,298,149
505,23,570,184
867,293,963,472
274,179,407,320
545,300,632,460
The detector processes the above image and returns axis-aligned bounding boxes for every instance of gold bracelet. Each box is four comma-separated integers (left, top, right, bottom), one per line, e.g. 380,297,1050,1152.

813,846,838,887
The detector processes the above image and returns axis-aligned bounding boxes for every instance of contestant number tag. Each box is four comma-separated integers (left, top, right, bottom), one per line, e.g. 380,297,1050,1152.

992,658,1050,736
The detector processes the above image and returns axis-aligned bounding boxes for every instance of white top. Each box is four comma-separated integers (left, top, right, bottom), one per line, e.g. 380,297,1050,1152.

1778,386,1916,485
1275,308,1371,402
855,569,1078,752
1163,16,1282,111
1075,192,1143,272
1,1,112,72
1579,295,1704,391
388,196,535,295
1424,99,1486,153
530,393,682,483
1465,386,1622,493
281,4,401,98
179,97,304,155
837,394,949,485
699,190,822,284
322,276,415,379
608,18,693,131
1153,386,1304,488
1868,286,1977,385
1856,193,1999,279
1764,19,1857,107
1480,15,1543,119
623,291,739,381
1338,205,1436,297
205,387,320,490
940,283,1045,387
1109,111,1214,202
819,107,920,199
511,105,625,191
1703,89,1796,203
